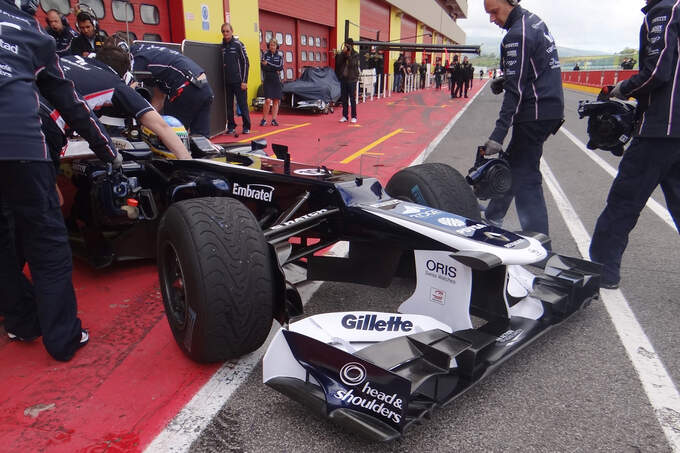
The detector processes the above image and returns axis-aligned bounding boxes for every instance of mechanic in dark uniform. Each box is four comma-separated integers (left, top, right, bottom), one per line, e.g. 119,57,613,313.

45,47,192,161
590,0,680,289
70,8,107,57
260,38,283,127
482,0,564,241
44,9,78,56
0,0,118,361
221,22,251,134
130,42,214,137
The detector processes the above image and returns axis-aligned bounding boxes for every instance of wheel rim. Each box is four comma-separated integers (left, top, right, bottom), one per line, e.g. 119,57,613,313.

161,242,188,329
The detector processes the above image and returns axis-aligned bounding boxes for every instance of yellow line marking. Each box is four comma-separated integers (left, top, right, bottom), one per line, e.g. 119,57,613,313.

340,128,404,164
365,152,384,156
563,82,601,95
237,122,311,143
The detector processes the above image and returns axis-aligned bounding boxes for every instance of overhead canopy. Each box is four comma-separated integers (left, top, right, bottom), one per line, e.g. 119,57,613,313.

352,39,481,54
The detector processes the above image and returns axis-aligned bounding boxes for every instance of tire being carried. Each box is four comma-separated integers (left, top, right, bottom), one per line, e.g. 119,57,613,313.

157,197,274,362
385,163,482,221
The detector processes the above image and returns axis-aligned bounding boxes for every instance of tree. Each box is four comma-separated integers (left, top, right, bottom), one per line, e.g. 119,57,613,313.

619,47,638,55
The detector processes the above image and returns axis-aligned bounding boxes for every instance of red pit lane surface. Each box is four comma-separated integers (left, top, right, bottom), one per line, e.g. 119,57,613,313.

0,81,485,453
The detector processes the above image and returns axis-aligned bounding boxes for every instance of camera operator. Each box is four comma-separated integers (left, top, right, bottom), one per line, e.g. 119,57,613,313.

131,41,214,137
44,9,77,56
482,0,564,240
0,0,118,361
70,7,107,57
43,44,192,161
590,0,680,290
335,38,360,123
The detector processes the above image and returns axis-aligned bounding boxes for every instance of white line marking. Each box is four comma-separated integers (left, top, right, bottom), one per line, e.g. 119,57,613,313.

560,127,677,230
144,243,349,453
541,159,680,452
411,81,489,165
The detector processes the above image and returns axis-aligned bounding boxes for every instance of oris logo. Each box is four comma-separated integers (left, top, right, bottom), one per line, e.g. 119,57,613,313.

339,362,366,386
232,183,274,202
425,259,457,279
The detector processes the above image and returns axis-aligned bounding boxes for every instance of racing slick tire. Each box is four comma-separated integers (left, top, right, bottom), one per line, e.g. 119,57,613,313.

157,197,275,362
386,163,482,221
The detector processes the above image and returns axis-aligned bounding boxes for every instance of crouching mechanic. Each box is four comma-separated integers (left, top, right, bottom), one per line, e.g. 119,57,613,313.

0,0,118,361
44,46,192,161
590,0,680,289
482,0,564,240
130,42,214,137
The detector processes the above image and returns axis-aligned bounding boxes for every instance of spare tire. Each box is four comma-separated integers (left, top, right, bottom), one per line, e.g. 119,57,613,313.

157,197,274,362
386,163,482,221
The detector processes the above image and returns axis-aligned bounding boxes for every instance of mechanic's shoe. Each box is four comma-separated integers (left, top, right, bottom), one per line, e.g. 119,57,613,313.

271,119,279,126
7,332,39,342
351,118,357,123
339,117,348,123
260,119,267,127
226,128,235,134
242,129,250,134
600,279,620,290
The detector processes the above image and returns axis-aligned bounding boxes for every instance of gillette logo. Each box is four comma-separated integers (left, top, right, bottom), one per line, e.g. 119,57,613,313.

341,314,413,332
232,182,274,202
0,38,19,55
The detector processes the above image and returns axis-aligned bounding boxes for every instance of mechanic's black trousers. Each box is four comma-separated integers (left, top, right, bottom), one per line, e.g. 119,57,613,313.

340,81,357,119
165,82,214,137
590,137,680,283
0,161,83,361
225,82,251,132
485,119,562,240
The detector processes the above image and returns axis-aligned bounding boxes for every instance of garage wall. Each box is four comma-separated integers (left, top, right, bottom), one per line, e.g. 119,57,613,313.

259,0,335,27
360,0,390,41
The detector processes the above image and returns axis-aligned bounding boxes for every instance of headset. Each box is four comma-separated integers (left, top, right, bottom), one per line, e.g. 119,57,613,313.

506,0,520,5
11,0,39,15
74,3,99,32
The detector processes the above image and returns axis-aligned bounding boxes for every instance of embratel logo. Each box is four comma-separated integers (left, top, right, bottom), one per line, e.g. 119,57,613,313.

232,183,274,202
339,362,366,386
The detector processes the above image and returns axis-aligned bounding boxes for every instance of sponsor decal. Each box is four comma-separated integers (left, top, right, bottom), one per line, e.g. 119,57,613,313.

650,36,662,44
484,231,511,242
430,287,446,305
648,48,661,56
505,70,517,76
543,32,555,44
546,45,556,54
232,182,274,202
270,209,328,230
0,37,18,55
496,329,524,347
505,42,519,48
294,168,328,176
341,314,413,332
408,207,441,219
505,59,518,67
0,62,11,77
334,380,403,424
438,217,466,228
506,50,518,57
456,223,486,236
650,25,664,34
401,205,426,215
339,362,366,386
425,259,457,282
371,199,401,209
504,238,525,249
653,15,668,23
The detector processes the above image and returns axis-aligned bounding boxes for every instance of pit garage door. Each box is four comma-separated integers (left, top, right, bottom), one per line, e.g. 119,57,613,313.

259,10,297,82
296,19,330,77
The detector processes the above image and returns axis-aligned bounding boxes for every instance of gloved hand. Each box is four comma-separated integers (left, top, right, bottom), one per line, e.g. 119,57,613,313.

490,77,505,95
483,139,503,156
112,152,123,169
609,81,626,100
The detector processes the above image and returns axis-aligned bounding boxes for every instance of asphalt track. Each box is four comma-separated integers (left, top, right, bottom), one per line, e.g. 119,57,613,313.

2,82,679,452
188,87,680,452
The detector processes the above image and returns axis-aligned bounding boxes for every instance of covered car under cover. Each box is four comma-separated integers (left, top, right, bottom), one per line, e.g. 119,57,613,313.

282,66,341,103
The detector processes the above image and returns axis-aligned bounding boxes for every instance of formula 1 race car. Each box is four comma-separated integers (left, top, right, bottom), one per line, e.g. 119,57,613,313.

58,117,600,440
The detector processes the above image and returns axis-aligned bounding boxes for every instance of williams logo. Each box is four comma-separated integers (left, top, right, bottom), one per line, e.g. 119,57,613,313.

341,314,413,332
339,362,366,386
232,183,274,202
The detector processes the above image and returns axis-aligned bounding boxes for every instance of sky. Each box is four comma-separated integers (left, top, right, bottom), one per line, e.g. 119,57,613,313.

460,0,646,54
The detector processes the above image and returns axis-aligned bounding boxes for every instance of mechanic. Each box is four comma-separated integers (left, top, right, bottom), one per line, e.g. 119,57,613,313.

433,57,445,90
69,7,107,57
335,38,360,123
43,44,192,161
44,9,77,56
481,0,564,241
130,41,214,137
260,38,283,127
0,0,118,361
462,56,474,95
590,0,680,290
221,22,251,134
449,55,462,98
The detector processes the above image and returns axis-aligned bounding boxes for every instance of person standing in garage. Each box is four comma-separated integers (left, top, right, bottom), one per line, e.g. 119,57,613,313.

0,0,118,361
221,22,251,134
335,38,360,123
260,38,283,127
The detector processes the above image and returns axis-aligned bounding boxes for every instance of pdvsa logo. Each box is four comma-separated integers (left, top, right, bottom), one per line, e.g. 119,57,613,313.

425,259,457,279
232,182,274,202
339,362,366,386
